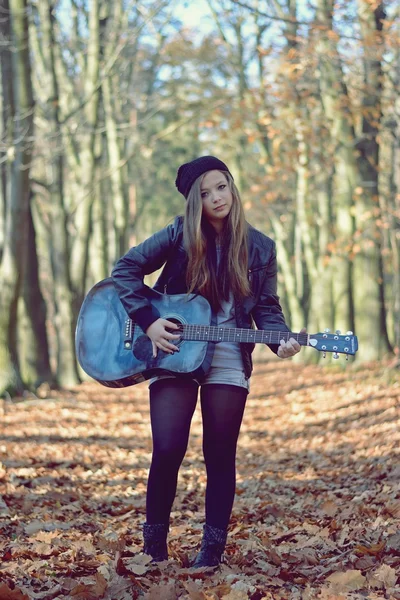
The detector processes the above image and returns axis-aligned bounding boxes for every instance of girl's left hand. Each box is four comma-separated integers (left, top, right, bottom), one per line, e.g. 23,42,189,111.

277,327,307,359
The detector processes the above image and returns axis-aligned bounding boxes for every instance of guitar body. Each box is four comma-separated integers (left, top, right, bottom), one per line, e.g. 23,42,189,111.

75,278,213,388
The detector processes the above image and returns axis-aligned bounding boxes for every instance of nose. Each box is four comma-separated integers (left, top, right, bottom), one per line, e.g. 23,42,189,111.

211,190,221,203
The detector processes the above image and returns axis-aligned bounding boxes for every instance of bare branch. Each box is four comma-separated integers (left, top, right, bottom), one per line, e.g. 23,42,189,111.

59,0,170,126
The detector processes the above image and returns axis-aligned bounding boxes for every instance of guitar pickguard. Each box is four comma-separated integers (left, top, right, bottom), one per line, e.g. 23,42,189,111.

132,335,155,363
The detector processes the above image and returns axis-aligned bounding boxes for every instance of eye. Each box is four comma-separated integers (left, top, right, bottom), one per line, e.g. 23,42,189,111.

218,184,226,190
201,192,208,198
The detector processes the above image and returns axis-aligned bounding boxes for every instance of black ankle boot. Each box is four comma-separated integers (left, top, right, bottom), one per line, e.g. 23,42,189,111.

143,523,169,562
192,524,227,568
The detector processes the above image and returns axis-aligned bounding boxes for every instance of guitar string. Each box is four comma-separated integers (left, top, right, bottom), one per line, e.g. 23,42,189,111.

178,325,309,344
129,322,351,347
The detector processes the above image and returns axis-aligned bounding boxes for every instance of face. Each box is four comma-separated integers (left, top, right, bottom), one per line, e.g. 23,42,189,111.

200,170,233,232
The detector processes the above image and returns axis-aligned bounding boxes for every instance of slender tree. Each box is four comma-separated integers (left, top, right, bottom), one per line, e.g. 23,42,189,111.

69,0,101,306
353,0,392,358
33,0,79,386
0,0,35,395
19,200,54,387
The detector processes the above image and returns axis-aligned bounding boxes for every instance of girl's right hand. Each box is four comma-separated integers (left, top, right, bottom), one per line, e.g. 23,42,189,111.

146,318,181,357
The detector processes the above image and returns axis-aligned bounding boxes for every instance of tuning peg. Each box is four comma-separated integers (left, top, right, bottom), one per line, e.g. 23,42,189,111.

323,352,326,359
333,353,339,359
335,330,341,335
346,331,353,335
346,354,349,361
324,328,331,333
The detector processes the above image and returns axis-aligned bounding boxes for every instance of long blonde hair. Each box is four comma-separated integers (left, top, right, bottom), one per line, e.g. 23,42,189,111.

183,171,250,309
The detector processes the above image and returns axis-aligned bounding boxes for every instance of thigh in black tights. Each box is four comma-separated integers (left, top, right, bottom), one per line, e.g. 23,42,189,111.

146,379,248,529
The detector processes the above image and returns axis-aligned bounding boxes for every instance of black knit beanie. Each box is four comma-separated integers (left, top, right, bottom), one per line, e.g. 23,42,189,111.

175,155,233,199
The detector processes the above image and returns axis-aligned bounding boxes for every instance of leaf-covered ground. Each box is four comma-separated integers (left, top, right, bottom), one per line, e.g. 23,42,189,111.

1,359,399,600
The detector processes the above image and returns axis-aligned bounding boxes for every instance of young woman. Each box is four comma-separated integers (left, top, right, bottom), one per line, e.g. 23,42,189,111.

112,155,303,568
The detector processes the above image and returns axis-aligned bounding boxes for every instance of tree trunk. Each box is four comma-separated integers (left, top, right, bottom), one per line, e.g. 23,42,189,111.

89,161,108,283
19,202,55,387
353,0,392,359
270,215,304,329
392,70,400,356
311,164,335,334
102,73,129,257
315,0,357,337
0,0,13,262
38,0,79,386
70,0,101,304
0,0,34,395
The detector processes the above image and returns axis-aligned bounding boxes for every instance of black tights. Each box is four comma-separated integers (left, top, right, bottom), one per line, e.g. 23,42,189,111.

147,379,248,530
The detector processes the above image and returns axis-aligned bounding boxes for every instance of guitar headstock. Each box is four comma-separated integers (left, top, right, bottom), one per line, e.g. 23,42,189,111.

308,330,358,359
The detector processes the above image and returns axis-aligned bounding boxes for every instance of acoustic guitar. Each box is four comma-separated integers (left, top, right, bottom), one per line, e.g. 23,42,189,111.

75,278,358,388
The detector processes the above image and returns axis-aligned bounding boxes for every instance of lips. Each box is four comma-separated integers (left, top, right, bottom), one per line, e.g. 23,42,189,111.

214,205,226,211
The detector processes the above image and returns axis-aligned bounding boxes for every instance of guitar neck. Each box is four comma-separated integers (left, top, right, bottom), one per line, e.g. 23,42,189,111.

180,324,308,346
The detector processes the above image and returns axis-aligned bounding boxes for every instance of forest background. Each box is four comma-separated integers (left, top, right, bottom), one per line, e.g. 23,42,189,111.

0,0,399,395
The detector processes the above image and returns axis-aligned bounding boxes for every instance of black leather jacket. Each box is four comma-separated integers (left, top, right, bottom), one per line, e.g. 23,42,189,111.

112,216,289,379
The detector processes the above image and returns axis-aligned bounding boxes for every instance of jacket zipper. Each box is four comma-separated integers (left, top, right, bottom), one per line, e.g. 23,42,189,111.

248,264,268,274
248,264,267,283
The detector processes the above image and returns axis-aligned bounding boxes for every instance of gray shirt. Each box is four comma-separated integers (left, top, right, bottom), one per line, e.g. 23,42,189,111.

211,292,244,370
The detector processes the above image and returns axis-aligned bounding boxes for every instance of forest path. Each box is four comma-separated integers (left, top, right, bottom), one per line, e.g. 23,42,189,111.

1,359,399,599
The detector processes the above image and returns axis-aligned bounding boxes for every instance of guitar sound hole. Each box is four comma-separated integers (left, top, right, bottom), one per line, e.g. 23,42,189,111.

166,317,184,347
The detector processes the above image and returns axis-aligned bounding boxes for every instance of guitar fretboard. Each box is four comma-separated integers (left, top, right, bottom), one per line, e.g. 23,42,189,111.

179,324,309,346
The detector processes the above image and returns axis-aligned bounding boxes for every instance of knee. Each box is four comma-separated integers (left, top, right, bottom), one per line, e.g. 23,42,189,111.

203,440,237,468
152,443,187,470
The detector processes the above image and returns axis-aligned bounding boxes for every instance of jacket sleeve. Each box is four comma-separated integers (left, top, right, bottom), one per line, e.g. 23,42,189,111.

111,217,180,333
251,241,290,355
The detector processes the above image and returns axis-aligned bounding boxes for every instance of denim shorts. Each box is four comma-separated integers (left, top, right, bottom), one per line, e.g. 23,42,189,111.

149,366,249,391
